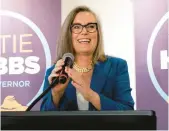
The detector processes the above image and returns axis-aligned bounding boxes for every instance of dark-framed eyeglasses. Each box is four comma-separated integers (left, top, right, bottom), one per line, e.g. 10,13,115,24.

70,23,98,34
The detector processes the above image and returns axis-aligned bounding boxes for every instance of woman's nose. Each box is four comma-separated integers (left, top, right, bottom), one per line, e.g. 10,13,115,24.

80,27,88,35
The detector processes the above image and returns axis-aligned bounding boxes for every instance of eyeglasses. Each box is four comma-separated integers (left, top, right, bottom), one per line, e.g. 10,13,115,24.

70,23,98,34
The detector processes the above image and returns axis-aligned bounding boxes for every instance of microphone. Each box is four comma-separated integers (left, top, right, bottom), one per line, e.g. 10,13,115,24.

26,53,74,111
51,53,74,86
59,53,74,84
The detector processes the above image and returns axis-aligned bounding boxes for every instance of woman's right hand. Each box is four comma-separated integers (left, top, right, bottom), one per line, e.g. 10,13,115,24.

48,59,70,106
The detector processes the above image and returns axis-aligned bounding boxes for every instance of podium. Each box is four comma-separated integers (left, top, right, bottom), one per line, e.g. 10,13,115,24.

1,110,156,130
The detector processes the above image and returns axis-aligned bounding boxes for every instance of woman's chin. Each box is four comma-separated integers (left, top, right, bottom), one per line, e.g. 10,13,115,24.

76,50,93,55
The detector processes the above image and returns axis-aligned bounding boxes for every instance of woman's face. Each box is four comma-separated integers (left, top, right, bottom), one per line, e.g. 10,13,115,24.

71,11,98,55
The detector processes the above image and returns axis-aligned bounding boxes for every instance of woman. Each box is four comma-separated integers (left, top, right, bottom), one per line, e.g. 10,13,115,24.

40,6,134,111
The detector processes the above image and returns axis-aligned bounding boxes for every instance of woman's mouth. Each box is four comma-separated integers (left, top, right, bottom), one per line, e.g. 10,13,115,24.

77,38,91,44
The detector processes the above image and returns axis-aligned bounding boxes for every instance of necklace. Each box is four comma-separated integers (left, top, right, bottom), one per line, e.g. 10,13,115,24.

73,61,93,73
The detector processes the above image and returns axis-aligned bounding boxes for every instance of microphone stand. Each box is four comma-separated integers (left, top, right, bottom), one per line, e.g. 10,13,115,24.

26,77,59,111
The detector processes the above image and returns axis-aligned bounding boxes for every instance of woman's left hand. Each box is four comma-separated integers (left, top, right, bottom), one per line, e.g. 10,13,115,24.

65,67,94,102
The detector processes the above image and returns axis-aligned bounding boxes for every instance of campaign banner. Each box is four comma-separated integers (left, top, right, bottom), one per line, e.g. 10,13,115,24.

133,0,168,130
0,0,61,110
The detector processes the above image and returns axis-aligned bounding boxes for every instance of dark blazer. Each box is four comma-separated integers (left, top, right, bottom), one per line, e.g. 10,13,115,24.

40,56,134,111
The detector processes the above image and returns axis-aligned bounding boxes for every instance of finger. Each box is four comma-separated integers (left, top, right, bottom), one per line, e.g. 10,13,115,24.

64,66,69,73
67,70,83,86
67,71,72,77
72,80,83,88
52,66,62,74
55,59,64,67
67,68,74,77
65,77,70,84
71,81,81,89
69,71,83,86
48,74,59,84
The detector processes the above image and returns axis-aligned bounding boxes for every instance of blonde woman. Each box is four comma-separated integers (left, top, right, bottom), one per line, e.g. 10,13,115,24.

40,6,134,111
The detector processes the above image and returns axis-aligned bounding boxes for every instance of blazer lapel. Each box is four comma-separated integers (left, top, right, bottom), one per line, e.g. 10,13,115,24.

65,81,78,110
89,60,111,110
90,61,108,95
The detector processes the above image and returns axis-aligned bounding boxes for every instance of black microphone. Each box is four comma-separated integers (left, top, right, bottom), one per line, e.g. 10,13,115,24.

26,53,74,111
52,53,74,85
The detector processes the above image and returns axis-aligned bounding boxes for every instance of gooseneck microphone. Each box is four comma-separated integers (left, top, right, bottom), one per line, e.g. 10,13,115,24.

26,53,74,111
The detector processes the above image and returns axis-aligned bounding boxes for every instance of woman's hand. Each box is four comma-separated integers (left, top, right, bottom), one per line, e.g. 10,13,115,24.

66,68,101,110
48,59,70,94
65,68,94,101
48,59,70,106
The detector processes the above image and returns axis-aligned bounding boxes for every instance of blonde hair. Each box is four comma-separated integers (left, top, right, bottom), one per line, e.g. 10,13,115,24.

55,6,107,64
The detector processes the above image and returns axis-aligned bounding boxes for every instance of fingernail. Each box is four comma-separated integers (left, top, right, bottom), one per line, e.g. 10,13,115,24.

65,67,68,71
